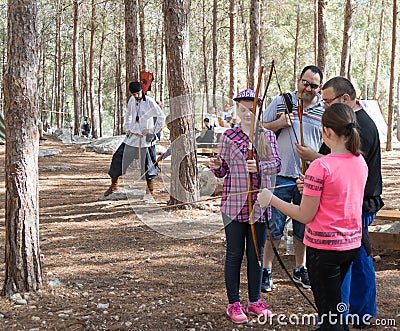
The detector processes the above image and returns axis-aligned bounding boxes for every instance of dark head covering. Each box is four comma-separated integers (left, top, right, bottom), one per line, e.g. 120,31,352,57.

129,81,142,93
129,81,146,101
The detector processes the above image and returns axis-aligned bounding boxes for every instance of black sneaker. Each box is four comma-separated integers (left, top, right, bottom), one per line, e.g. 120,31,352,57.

293,266,311,289
261,269,273,292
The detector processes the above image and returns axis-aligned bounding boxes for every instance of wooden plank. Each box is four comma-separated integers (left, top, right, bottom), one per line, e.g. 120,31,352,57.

196,144,218,156
369,232,400,250
196,148,216,154
375,209,400,221
196,143,219,148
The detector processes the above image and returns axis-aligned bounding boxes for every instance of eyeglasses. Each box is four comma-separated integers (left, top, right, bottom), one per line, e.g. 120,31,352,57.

301,79,320,90
322,93,345,105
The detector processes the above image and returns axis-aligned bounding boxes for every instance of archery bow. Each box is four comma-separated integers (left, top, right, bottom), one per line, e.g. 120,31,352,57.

256,61,317,313
255,59,275,173
259,59,275,111
248,65,264,267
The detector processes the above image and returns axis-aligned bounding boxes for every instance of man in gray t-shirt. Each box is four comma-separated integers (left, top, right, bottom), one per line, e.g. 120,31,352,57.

260,65,324,293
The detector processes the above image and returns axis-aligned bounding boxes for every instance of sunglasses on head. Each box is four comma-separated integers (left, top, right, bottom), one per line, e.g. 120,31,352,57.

301,79,320,90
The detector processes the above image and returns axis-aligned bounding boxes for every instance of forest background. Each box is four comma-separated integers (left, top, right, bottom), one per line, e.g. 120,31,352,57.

0,0,399,300
0,0,398,140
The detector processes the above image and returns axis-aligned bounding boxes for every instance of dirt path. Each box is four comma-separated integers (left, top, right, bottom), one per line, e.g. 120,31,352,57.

0,136,399,330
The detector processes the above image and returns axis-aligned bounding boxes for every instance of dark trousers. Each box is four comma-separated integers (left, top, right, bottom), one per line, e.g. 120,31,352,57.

223,214,266,304
307,246,359,331
108,143,157,181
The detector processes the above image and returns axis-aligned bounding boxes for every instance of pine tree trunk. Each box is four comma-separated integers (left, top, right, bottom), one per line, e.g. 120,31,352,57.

81,33,89,118
373,0,385,99
397,76,400,142
202,1,209,111
159,27,166,103
340,0,352,78
154,20,160,100
164,0,198,206
115,58,121,136
317,0,327,75
386,0,397,151
0,33,5,113
239,0,250,86
125,0,139,97
54,0,61,128
114,22,124,135
212,0,217,108
139,0,146,71
117,34,124,134
293,5,300,89
115,43,123,136
60,58,66,126
89,0,98,138
347,41,352,80
249,0,260,89
40,33,48,127
362,2,372,99
259,0,266,73
73,0,81,136
3,0,42,297
314,0,318,64
229,0,237,100
56,0,62,128
98,30,105,137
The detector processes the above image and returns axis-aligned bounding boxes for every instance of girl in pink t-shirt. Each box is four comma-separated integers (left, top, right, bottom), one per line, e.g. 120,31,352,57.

259,103,368,330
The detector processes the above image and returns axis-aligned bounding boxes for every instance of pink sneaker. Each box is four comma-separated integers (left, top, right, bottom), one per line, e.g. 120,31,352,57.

226,302,248,324
247,300,273,317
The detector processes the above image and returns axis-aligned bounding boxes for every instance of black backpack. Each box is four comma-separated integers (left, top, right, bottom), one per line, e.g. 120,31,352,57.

275,93,293,139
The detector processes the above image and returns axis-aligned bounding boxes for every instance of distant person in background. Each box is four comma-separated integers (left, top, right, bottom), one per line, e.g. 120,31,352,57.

46,123,53,134
38,120,47,141
205,106,220,128
81,117,91,138
104,81,165,201
196,118,216,147
222,102,235,127
203,117,213,130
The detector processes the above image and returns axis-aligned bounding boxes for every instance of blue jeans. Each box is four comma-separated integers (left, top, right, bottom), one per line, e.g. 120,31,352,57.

269,176,304,241
223,214,267,303
341,212,377,320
